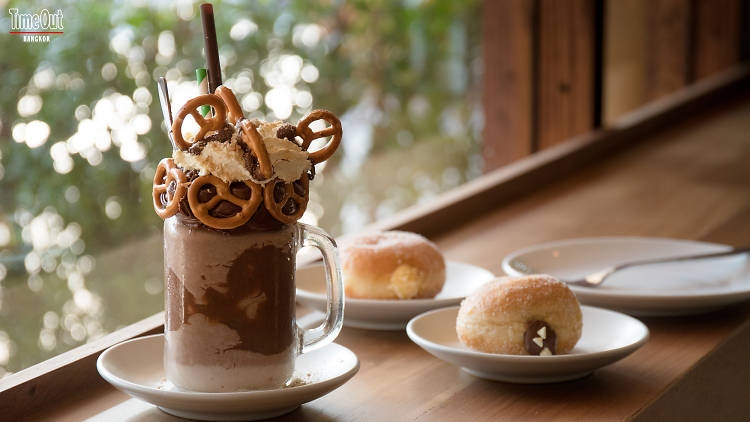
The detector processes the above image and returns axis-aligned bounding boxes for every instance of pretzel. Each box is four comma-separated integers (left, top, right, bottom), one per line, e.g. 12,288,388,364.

263,174,309,224
296,110,342,165
171,94,227,150
215,86,244,125
152,158,188,219
187,175,263,229
239,120,274,180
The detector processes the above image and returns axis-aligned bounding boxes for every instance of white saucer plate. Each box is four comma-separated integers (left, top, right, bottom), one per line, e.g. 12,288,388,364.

96,334,359,421
406,306,648,384
296,261,495,330
502,237,750,316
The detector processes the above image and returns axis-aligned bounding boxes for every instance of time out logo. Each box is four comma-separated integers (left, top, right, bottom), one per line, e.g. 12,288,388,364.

8,8,64,42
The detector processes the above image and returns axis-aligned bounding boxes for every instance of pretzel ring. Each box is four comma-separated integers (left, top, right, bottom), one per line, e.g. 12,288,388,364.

239,120,274,180
171,94,227,150
263,174,309,224
215,86,244,125
296,110,342,165
152,158,188,219
187,175,262,229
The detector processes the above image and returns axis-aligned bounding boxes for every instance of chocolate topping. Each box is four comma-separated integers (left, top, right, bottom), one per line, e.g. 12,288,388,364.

229,182,252,199
210,200,242,218
292,179,306,196
281,199,298,215
272,183,286,203
244,205,284,231
184,169,200,182
276,124,298,144
187,141,207,155
178,195,193,218
187,124,235,154
524,320,557,355
173,208,283,232
197,184,217,203
242,153,265,181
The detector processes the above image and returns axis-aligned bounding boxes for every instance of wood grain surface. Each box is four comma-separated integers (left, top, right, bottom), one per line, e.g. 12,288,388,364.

24,71,750,421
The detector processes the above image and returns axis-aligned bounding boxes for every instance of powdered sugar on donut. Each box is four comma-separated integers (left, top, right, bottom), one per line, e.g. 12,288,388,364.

456,275,582,355
341,231,446,299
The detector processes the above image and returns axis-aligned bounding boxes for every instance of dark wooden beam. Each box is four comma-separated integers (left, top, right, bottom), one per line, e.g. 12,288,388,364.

691,0,742,80
646,0,691,101
481,0,534,172
537,0,596,150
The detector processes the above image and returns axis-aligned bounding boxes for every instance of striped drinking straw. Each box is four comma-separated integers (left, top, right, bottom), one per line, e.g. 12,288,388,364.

196,68,210,116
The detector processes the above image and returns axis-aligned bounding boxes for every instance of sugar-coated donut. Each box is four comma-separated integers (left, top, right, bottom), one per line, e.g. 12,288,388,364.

456,275,582,355
341,231,446,300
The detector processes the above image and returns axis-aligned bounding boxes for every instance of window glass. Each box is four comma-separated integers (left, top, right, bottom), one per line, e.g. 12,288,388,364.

0,0,481,375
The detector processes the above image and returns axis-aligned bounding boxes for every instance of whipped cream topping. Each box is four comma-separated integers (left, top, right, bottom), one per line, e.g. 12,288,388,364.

253,120,311,183
173,131,251,182
173,120,311,183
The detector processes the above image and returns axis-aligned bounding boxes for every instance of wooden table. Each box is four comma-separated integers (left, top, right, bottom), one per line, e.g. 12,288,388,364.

17,72,750,421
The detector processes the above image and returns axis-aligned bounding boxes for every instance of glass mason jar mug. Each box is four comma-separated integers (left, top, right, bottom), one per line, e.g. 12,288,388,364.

163,217,343,392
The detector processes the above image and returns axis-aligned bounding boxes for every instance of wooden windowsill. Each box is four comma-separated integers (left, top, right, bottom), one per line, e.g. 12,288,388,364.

2,64,750,421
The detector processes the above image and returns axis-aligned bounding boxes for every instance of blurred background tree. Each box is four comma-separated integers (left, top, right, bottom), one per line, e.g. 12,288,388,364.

0,0,481,376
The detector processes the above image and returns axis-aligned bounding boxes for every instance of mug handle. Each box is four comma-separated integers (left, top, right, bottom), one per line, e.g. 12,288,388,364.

298,223,344,354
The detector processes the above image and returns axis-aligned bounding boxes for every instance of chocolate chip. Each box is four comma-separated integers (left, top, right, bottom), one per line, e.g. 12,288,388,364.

210,200,241,218
188,140,208,155
245,204,284,231
242,152,255,172
203,125,234,143
524,320,557,355
292,180,306,196
188,125,234,150
243,153,267,181
307,165,315,181
167,180,177,198
178,196,193,217
198,184,217,203
282,199,298,215
183,169,200,182
276,124,297,144
230,182,251,200
273,183,286,203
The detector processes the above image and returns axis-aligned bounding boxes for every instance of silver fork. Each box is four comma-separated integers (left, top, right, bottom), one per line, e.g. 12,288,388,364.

509,245,750,287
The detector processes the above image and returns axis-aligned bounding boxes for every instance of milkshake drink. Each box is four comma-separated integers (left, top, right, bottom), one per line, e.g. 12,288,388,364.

153,87,343,392
164,220,298,391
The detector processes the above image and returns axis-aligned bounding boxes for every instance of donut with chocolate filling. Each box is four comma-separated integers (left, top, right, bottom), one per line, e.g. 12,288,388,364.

456,275,582,355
